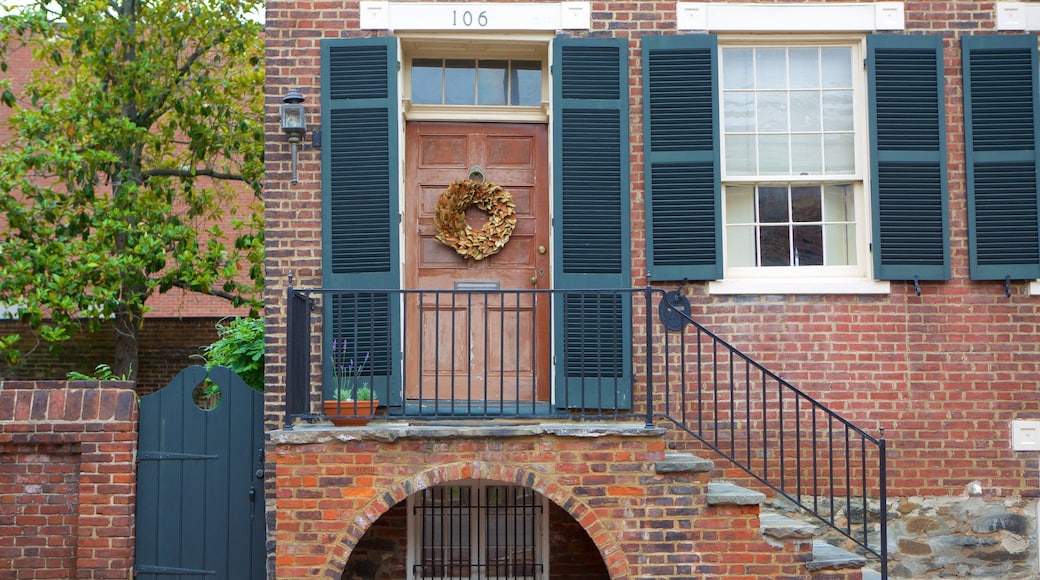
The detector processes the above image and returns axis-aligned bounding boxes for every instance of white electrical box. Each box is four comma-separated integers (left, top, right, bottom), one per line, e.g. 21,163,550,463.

1012,420,1040,451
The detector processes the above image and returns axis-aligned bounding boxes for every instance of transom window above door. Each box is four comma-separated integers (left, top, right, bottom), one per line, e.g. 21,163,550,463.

401,35,550,122
412,58,542,106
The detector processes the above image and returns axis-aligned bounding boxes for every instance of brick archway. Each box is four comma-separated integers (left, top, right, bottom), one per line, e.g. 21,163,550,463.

319,461,631,579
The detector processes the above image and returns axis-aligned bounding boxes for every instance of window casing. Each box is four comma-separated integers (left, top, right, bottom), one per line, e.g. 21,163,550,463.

718,38,873,285
401,35,550,123
407,482,548,580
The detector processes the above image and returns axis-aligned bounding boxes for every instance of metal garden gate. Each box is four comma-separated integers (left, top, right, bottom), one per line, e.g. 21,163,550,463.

135,365,266,578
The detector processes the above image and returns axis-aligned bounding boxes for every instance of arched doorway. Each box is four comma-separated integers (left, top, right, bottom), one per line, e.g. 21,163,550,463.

340,482,610,580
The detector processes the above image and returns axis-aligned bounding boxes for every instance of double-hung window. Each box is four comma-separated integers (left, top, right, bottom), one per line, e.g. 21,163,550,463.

721,44,865,282
643,31,948,293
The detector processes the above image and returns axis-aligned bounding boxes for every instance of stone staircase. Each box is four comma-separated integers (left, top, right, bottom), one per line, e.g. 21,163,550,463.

657,452,873,580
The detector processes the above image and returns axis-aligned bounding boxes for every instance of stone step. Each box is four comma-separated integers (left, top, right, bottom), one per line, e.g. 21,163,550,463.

806,541,867,573
654,452,714,474
760,512,820,543
706,481,766,506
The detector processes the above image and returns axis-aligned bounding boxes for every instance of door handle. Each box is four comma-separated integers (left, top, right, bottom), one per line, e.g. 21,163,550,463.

538,245,547,255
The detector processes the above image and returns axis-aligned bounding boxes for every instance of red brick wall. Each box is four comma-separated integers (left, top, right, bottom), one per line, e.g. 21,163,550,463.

0,380,138,579
263,0,1040,501
0,318,222,394
273,432,815,579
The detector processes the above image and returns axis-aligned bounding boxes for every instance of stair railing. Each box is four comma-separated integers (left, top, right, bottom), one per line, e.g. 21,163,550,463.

649,286,887,578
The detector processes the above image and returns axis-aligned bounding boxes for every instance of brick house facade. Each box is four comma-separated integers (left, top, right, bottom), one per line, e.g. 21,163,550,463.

264,1,1040,578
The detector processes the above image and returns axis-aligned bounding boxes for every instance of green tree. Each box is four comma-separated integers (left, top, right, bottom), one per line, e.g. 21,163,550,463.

0,0,264,378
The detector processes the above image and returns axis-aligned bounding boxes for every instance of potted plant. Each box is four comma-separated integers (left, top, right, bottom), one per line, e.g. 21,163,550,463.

323,343,379,426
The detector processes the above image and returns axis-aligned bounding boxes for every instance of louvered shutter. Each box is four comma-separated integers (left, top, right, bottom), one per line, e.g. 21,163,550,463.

551,37,631,410
963,34,1040,281
320,38,401,404
867,35,950,281
643,35,721,281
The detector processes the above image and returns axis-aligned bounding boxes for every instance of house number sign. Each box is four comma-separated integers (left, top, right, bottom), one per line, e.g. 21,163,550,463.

360,2,592,31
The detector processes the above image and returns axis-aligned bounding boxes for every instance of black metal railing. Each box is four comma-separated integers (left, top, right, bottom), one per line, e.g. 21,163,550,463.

284,285,887,577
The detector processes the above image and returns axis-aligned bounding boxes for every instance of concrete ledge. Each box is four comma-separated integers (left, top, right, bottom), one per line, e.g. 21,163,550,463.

706,482,766,506
271,421,665,444
655,452,714,474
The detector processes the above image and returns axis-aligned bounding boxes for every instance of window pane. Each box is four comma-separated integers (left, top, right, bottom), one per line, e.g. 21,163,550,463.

790,91,821,132
824,133,855,174
823,184,855,221
478,60,508,106
727,225,757,266
757,91,788,132
758,135,789,175
822,47,852,88
444,59,475,105
791,186,822,222
511,60,542,105
758,186,789,222
823,90,854,131
726,186,755,222
724,91,755,132
824,223,856,265
789,48,820,89
760,226,791,266
756,48,787,89
412,59,443,104
791,134,822,174
725,135,756,175
793,225,824,265
723,48,754,90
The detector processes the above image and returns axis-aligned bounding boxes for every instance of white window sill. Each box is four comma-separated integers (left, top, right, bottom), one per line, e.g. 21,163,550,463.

1030,280,1040,296
708,278,891,296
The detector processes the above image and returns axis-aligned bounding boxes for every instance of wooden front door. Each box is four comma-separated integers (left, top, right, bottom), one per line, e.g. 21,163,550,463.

405,122,550,402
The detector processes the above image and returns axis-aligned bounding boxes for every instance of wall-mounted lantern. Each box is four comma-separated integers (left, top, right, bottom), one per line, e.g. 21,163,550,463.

280,89,307,185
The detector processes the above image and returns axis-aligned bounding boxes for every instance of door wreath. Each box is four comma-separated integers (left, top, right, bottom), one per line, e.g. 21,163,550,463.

433,179,517,260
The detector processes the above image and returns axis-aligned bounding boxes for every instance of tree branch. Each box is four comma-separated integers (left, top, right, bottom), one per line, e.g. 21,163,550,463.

166,279,242,303
144,167,246,182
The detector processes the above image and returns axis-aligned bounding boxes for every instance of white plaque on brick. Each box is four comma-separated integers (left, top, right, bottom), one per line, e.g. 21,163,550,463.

360,2,590,31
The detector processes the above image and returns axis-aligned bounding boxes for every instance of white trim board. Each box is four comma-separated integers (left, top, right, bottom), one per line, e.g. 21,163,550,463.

361,2,590,31
996,2,1040,31
676,2,905,32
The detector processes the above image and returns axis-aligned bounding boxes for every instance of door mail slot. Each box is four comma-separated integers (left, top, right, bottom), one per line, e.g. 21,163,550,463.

454,281,500,291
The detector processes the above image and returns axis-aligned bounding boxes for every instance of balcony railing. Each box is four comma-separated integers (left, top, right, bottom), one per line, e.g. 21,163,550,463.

284,285,887,577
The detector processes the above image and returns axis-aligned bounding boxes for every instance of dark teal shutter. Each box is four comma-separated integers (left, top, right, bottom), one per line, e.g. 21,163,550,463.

643,34,721,281
963,34,1040,281
551,37,631,410
867,34,949,281
321,38,401,405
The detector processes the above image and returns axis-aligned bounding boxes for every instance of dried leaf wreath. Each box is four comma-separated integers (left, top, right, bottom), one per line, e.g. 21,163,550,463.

433,179,517,260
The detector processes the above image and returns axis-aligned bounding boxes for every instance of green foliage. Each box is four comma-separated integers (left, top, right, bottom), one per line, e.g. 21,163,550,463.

203,316,263,391
67,363,133,381
0,0,265,377
0,334,21,365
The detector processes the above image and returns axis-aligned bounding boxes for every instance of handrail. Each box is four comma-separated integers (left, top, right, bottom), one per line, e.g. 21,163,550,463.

652,286,887,578
284,284,887,577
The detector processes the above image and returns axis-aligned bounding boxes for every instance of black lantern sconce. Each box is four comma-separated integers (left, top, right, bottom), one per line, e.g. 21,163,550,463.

280,89,307,185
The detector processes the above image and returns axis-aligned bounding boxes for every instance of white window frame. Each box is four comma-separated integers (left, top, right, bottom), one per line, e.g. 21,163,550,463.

406,481,550,580
399,33,551,123
710,34,889,295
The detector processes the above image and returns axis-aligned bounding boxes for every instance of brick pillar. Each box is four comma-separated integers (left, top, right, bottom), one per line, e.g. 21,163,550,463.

0,380,138,579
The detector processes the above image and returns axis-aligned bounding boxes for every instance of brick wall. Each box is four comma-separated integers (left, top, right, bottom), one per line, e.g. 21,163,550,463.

273,429,821,579
0,318,222,395
263,0,1040,577
263,0,1040,498
0,380,138,579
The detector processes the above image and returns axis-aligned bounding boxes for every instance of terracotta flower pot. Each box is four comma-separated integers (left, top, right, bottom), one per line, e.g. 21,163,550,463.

323,399,380,426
